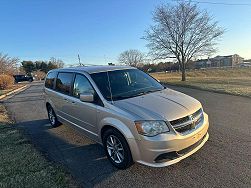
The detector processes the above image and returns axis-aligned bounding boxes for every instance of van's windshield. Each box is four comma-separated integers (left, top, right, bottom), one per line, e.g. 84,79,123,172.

90,69,164,101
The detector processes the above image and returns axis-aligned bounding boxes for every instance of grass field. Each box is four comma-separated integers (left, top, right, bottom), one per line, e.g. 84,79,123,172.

151,67,251,97
0,105,76,188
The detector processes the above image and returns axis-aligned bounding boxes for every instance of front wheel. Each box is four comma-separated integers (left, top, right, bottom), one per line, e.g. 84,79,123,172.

102,128,133,169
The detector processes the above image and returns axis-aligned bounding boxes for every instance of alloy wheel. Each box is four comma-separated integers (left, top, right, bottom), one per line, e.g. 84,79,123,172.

106,135,125,164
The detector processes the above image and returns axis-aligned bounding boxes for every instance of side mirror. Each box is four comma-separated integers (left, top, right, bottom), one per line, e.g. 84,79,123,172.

79,93,94,103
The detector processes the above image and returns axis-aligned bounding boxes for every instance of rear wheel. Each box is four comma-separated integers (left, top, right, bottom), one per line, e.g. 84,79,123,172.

47,105,61,127
102,128,133,169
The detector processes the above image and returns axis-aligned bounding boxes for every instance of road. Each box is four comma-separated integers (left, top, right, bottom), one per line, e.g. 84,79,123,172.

2,82,251,188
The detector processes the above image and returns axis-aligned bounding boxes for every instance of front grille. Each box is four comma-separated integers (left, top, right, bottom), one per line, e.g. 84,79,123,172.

170,108,203,133
170,116,190,126
174,123,194,132
193,108,203,117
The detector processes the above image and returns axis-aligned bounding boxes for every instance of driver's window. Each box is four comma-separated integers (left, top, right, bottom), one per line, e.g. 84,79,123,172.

73,74,94,98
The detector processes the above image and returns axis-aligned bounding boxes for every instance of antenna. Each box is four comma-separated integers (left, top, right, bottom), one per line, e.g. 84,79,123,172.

106,72,114,104
78,54,83,66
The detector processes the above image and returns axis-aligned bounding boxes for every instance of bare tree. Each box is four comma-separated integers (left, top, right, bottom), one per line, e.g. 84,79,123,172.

143,2,224,81
0,53,19,75
49,57,64,68
118,49,144,67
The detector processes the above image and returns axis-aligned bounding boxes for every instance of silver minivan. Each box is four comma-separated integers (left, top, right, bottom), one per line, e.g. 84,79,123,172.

44,66,209,169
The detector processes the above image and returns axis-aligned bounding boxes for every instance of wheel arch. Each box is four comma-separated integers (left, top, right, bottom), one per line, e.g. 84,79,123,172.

99,118,141,162
46,102,51,109
45,96,56,112
99,118,135,141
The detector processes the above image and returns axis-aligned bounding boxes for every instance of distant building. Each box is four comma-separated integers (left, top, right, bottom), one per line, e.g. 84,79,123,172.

195,54,244,68
195,58,212,68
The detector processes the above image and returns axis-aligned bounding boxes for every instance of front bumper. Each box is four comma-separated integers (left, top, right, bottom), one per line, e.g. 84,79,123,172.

128,113,209,167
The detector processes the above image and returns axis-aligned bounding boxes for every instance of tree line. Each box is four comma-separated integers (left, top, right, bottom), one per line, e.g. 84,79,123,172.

0,53,64,82
20,57,64,80
21,57,64,75
138,61,195,73
0,53,64,76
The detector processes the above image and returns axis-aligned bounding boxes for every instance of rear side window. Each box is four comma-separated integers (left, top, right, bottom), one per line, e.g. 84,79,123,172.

56,72,73,95
45,72,57,89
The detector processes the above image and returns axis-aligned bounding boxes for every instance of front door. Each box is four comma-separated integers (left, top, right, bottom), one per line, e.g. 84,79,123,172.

66,74,98,140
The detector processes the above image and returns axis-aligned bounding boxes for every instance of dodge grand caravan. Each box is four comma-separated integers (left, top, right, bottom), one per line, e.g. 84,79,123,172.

44,66,209,169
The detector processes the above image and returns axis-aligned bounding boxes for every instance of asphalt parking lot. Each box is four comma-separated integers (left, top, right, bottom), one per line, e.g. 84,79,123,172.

2,82,251,188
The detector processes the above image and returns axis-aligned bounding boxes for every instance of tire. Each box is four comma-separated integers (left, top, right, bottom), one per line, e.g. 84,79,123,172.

102,128,133,169
28,79,32,82
47,105,61,127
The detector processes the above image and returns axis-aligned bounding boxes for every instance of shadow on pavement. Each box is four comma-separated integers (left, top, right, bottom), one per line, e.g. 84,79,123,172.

16,119,118,187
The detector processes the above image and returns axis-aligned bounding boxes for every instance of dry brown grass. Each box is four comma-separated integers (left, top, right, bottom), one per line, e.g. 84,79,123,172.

0,84,25,96
151,67,251,97
0,74,14,90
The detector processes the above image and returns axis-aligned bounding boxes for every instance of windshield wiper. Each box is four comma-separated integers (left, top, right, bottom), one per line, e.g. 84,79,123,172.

112,88,164,101
128,88,163,98
143,88,163,94
112,95,132,100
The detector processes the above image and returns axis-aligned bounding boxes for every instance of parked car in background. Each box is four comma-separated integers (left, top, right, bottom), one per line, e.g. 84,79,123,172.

13,75,33,83
44,66,209,169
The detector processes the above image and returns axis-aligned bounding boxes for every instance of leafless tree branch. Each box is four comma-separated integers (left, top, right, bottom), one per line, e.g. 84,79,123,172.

143,2,224,81
118,49,144,67
0,53,19,75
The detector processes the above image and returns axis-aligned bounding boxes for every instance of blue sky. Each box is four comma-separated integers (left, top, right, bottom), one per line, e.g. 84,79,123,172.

0,0,250,65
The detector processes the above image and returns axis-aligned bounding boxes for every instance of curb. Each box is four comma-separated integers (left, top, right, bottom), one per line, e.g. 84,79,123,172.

0,85,28,100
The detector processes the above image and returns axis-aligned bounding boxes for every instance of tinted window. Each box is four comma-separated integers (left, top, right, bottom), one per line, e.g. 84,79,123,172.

45,71,57,89
90,72,111,100
91,69,164,101
73,74,94,98
56,72,73,94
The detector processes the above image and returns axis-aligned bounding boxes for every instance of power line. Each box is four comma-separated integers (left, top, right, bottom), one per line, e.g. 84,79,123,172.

173,0,251,6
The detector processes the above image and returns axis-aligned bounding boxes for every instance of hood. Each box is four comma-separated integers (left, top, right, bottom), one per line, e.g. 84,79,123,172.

113,88,201,121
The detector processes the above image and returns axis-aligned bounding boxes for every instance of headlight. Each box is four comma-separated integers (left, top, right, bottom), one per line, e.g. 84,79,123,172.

135,121,169,137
